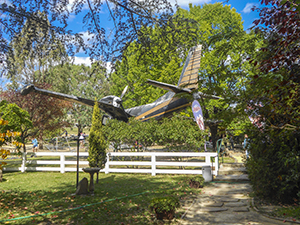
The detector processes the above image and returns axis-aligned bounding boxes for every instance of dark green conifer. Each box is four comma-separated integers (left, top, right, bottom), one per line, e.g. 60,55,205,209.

88,101,107,168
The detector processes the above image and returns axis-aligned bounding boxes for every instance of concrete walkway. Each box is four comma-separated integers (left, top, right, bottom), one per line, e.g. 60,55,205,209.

179,182,292,225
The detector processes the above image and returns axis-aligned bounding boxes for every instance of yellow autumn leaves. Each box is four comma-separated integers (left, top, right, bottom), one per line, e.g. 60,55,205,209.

0,119,8,126
0,149,10,167
0,131,22,139
0,118,23,169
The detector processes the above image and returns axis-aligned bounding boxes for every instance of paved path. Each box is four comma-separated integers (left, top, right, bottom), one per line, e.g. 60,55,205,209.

177,145,298,224
179,181,293,225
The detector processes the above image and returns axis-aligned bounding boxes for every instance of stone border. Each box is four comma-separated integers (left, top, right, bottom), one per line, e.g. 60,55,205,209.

252,197,300,224
181,199,196,220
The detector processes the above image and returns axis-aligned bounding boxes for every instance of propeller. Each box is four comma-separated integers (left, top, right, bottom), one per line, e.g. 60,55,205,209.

113,85,129,119
120,85,128,99
119,86,129,120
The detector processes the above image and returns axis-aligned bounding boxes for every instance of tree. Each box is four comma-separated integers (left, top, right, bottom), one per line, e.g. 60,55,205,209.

0,0,198,74
0,83,72,149
250,0,300,128
158,116,206,152
0,100,32,152
88,100,107,168
110,41,184,108
0,119,11,170
111,3,262,150
0,102,23,169
177,3,262,150
47,62,110,126
6,11,68,88
242,0,300,204
103,115,206,153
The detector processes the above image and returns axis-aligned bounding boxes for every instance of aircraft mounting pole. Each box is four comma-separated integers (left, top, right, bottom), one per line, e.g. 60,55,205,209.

76,121,81,188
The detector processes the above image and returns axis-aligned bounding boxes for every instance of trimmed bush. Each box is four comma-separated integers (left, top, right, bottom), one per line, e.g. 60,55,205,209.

88,101,107,168
245,128,300,204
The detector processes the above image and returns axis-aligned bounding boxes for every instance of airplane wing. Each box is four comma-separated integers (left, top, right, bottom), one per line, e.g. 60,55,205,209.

146,79,192,94
20,85,130,122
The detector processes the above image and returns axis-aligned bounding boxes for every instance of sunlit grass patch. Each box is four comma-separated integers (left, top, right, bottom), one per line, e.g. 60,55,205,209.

0,172,203,224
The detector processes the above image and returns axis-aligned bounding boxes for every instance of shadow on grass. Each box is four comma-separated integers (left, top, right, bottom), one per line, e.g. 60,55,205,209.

0,172,202,225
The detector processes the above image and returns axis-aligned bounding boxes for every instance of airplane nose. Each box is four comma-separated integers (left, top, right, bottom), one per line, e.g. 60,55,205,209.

115,97,122,103
20,84,35,95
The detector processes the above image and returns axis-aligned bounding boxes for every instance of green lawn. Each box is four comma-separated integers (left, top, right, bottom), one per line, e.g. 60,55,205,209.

0,172,203,224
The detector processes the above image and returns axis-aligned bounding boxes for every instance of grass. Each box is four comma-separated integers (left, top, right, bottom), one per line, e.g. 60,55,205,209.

273,206,300,221
253,194,300,222
3,156,89,168
0,171,203,224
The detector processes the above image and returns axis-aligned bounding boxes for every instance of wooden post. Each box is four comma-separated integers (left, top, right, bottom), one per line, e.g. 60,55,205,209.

151,154,156,176
60,154,65,173
105,153,110,174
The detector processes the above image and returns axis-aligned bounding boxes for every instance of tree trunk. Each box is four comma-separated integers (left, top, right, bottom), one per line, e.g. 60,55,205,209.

22,137,26,153
208,124,218,152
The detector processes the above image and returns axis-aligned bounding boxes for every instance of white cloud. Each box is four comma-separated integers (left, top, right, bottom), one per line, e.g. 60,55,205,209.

72,56,93,67
169,0,211,8
79,31,93,44
0,0,11,4
68,0,89,12
242,3,257,13
72,57,112,73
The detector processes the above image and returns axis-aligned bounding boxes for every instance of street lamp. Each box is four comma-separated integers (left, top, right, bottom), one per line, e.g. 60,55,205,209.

75,121,86,188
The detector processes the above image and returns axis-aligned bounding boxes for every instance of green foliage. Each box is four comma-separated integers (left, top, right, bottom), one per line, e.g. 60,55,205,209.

102,119,129,152
1,84,71,150
177,4,262,149
110,41,184,108
50,62,110,127
0,100,32,133
110,3,261,150
103,116,206,152
88,101,107,168
7,11,68,88
245,128,300,204
189,176,204,185
149,196,180,213
0,100,32,150
274,205,300,221
159,116,207,151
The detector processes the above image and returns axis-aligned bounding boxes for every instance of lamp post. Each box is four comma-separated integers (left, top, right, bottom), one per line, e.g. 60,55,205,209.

75,121,81,188
75,121,87,188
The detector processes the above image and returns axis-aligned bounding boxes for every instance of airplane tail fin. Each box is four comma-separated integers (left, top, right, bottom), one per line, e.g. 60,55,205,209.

177,45,202,90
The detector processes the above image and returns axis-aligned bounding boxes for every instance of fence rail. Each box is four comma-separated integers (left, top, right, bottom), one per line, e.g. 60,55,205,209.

2,151,219,176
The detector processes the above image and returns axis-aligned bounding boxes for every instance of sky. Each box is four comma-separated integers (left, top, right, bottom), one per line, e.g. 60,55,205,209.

0,0,261,88
70,0,261,66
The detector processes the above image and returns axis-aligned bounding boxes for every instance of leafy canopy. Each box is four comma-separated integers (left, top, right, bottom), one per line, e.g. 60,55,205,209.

0,0,198,74
0,100,24,168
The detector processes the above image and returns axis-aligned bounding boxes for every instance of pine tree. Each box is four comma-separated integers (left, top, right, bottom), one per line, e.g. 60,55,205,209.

88,101,107,168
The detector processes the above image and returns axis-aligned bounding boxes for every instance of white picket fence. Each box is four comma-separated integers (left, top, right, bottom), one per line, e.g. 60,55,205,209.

2,151,219,176
105,152,218,176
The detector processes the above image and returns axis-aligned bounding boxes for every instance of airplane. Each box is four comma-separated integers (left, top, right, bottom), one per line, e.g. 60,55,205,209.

20,45,221,124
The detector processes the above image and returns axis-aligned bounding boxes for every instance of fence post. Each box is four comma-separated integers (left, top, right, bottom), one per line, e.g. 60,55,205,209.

105,153,110,174
205,155,210,165
151,154,156,176
215,154,219,175
21,152,26,173
60,154,65,173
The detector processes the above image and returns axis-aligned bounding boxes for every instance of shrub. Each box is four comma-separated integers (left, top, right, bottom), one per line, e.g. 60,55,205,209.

149,196,180,213
88,101,107,168
189,175,204,188
245,128,300,204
